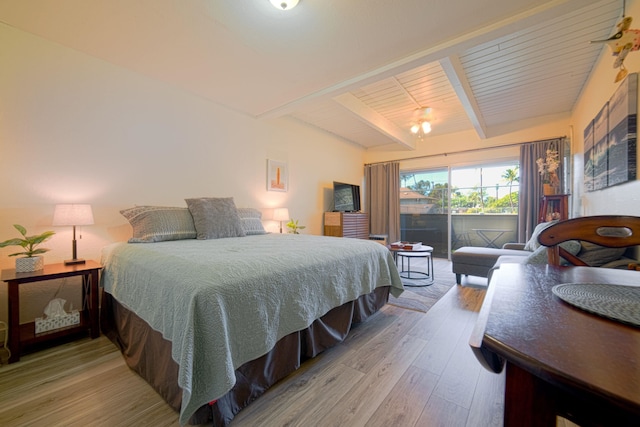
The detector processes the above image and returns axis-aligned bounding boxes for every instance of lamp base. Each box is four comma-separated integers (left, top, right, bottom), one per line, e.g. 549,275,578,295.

64,258,86,266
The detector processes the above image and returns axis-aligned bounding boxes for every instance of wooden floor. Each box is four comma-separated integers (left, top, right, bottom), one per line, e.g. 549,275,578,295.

0,259,563,426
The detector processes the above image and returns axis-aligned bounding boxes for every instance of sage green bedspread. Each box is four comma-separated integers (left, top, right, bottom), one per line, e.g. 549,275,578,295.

101,233,403,424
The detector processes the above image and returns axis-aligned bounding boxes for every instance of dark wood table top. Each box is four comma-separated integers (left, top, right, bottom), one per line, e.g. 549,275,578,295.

474,263,640,417
1,260,102,283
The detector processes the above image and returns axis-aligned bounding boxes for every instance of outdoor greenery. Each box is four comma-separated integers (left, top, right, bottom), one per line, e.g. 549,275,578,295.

401,165,520,214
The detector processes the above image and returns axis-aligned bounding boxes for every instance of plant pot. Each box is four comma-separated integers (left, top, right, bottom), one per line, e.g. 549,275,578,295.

543,184,556,195
15,256,44,273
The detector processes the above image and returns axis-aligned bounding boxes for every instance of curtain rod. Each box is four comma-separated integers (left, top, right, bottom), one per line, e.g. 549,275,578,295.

364,136,566,166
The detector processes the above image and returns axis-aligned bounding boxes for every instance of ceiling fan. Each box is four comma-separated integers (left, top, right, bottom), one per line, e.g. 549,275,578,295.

410,107,432,139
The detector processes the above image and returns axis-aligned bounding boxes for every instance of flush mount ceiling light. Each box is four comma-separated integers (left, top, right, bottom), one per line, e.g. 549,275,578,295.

270,0,299,10
410,107,432,139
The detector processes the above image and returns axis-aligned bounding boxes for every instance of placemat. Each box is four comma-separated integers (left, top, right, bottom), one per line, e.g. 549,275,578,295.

552,283,640,327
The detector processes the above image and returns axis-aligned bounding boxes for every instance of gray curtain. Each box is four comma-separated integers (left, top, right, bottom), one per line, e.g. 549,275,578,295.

518,137,566,242
365,162,400,243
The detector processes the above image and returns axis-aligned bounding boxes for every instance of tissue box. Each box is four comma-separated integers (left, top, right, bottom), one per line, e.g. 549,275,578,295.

35,310,80,334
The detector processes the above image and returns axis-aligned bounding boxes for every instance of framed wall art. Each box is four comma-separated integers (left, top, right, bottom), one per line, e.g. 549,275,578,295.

607,72,637,187
267,159,288,192
584,72,637,192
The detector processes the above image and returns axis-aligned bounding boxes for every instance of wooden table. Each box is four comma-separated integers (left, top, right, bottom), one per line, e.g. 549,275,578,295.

1,261,102,363
388,244,434,286
470,263,640,426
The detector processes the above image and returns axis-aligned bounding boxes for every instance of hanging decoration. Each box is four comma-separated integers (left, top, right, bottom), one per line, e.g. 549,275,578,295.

591,0,640,82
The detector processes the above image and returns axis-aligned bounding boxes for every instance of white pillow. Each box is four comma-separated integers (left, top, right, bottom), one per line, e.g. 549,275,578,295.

237,208,267,235
120,206,196,243
524,220,558,252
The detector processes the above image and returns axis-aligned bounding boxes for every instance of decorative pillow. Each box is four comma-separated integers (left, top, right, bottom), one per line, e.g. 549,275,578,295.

599,257,638,269
185,197,246,239
577,242,627,267
120,206,197,243
524,240,581,265
524,220,559,252
237,208,267,235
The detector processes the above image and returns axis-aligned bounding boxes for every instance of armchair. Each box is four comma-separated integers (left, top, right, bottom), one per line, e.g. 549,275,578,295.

537,215,640,266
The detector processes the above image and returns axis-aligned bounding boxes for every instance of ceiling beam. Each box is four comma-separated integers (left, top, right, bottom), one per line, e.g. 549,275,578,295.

259,0,597,120
333,93,416,150
440,55,487,139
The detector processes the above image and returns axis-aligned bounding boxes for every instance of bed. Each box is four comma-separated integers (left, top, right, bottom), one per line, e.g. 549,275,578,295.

100,203,403,425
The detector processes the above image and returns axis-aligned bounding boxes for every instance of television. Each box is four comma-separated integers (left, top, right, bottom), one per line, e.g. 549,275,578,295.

333,181,361,212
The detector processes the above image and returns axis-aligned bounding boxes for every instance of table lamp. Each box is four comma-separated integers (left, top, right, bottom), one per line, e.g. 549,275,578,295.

53,204,94,265
273,208,289,233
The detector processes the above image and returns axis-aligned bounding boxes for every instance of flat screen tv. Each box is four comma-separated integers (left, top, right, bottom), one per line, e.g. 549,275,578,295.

333,181,361,212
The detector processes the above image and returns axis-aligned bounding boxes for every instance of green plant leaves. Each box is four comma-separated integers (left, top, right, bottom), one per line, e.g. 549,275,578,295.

0,225,55,257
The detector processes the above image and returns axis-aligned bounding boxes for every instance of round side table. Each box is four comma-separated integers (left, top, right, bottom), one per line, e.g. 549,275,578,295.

388,244,434,286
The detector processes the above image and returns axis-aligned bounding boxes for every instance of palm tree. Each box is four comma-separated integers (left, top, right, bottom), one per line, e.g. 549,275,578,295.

502,167,519,213
401,174,414,188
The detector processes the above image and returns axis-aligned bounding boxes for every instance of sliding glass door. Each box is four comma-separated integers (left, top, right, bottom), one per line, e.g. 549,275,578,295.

401,161,519,258
451,163,519,251
400,169,449,257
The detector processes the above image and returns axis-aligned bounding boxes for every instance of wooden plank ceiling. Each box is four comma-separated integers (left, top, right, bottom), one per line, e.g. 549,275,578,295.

0,0,623,150
289,0,621,149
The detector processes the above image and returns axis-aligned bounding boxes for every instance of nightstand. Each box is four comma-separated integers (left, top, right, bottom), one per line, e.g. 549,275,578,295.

1,260,102,363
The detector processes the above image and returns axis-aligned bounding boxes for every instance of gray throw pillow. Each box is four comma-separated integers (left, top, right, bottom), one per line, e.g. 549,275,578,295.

524,220,558,252
120,206,197,243
185,197,246,239
524,240,581,265
237,208,267,235
578,242,627,267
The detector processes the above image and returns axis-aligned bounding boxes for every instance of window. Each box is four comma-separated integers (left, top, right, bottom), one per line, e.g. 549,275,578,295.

400,161,520,257
400,169,449,215
400,169,449,257
451,163,519,214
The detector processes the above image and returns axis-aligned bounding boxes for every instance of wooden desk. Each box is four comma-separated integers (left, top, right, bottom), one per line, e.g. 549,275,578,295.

1,261,102,363
471,263,640,426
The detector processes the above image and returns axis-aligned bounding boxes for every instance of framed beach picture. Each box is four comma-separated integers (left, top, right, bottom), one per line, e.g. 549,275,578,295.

583,73,638,192
267,159,288,192
592,102,609,191
583,119,595,192
607,72,637,188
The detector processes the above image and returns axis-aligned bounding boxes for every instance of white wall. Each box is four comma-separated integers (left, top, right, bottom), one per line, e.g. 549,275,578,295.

0,24,365,322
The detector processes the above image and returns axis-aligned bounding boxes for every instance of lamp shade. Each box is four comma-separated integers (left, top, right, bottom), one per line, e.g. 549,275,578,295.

273,208,290,222
53,204,94,226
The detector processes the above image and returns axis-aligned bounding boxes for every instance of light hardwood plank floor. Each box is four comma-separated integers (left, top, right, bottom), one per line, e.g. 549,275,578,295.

0,258,577,426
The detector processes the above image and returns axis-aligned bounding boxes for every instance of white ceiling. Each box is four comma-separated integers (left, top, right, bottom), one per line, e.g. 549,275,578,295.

0,0,622,149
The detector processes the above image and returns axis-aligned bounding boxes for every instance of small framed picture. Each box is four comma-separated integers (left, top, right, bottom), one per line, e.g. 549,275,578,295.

267,159,288,192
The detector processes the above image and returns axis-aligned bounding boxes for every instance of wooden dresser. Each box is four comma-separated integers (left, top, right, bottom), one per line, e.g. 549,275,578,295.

323,212,369,239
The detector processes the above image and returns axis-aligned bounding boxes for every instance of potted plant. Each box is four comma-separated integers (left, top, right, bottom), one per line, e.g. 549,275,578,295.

286,219,306,234
536,149,560,195
0,224,55,272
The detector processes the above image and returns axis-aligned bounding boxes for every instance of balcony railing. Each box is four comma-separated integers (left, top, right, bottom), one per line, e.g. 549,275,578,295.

400,213,518,258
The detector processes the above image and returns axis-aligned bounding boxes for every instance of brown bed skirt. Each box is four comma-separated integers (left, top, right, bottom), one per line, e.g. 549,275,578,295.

101,286,390,426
